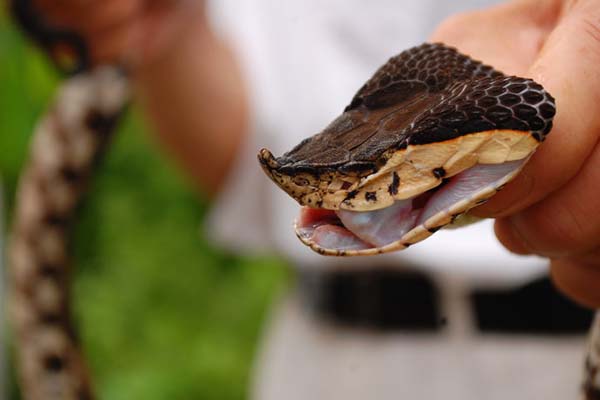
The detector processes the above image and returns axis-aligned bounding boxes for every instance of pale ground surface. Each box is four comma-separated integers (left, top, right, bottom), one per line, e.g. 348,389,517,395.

252,286,588,400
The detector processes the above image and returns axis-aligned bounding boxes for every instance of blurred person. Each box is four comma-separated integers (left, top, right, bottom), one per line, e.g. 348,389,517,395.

31,0,600,399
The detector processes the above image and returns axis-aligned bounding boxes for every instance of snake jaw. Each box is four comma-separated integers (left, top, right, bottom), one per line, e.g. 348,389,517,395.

294,158,528,256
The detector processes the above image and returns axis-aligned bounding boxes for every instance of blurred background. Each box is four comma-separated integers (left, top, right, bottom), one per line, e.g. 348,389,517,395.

0,8,290,400
1,1,598,399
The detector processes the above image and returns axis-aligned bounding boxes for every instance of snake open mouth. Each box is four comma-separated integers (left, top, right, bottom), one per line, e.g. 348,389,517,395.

257,44,555,256
295,159,525,256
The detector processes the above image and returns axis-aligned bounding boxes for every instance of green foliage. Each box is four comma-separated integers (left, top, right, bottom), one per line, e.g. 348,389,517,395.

1,13,289,400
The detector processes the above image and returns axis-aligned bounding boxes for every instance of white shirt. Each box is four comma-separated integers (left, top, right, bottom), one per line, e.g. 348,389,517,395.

206,0,549,287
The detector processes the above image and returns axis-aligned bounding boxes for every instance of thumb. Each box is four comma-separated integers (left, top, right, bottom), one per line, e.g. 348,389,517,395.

473,0,600,217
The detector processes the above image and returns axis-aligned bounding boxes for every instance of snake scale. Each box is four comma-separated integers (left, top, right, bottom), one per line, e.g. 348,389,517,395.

6,3,600,399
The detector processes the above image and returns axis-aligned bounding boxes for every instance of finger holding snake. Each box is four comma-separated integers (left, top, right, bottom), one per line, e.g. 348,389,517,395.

432,0,600,307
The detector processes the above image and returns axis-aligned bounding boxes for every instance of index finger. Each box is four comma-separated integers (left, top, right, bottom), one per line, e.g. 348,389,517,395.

472,0,600,218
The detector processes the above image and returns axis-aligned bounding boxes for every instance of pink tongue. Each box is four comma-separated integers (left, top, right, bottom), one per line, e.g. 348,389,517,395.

296,208,371,251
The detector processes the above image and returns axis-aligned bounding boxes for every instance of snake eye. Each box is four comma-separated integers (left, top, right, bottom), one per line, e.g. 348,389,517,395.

293,176,309,186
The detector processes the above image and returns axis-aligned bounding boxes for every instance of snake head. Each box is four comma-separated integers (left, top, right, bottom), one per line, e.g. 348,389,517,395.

258,43,556,256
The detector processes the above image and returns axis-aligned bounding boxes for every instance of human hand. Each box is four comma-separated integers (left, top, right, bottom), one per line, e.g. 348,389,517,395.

431,0,600,308
29,0,205,68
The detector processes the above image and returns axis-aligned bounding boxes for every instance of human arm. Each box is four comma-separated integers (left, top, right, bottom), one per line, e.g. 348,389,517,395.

30,0,248,194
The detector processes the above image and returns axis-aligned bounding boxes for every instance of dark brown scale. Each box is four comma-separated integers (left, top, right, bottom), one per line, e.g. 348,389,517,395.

508,83,527,93
523,91,544,104
539,103,556,119
485,105,512,123
514,104,538,119
477,96,498,108
528,117,546,131
271,43,555,176
486,85,506,96
499,93,520,106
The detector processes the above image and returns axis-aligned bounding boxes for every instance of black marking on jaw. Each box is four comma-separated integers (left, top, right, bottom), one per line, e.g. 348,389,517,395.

433,167,446,179
341,181,353,190
427,226,441,233
344,190,359,201
388,172,400,195
365,191,377,202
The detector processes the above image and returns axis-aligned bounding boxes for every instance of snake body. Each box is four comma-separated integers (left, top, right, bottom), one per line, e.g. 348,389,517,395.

10,67,129,400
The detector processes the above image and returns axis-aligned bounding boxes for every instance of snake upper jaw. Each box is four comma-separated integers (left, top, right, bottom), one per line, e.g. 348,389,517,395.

258,148,321,206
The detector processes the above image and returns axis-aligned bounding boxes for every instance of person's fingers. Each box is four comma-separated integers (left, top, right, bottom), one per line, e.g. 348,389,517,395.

493,141,600,257
493,217,531,255
550,251,600,309
33,0,83,27
430,0,561,76
474,0,600,218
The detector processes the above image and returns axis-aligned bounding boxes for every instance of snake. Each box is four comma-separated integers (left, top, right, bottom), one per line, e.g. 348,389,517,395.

5,2,600,398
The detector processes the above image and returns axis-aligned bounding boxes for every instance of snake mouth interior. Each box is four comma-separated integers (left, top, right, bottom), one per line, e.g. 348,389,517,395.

295,159,526,255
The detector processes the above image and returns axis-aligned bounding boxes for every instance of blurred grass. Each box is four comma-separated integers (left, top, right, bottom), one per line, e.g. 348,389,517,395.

0,11,290,400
